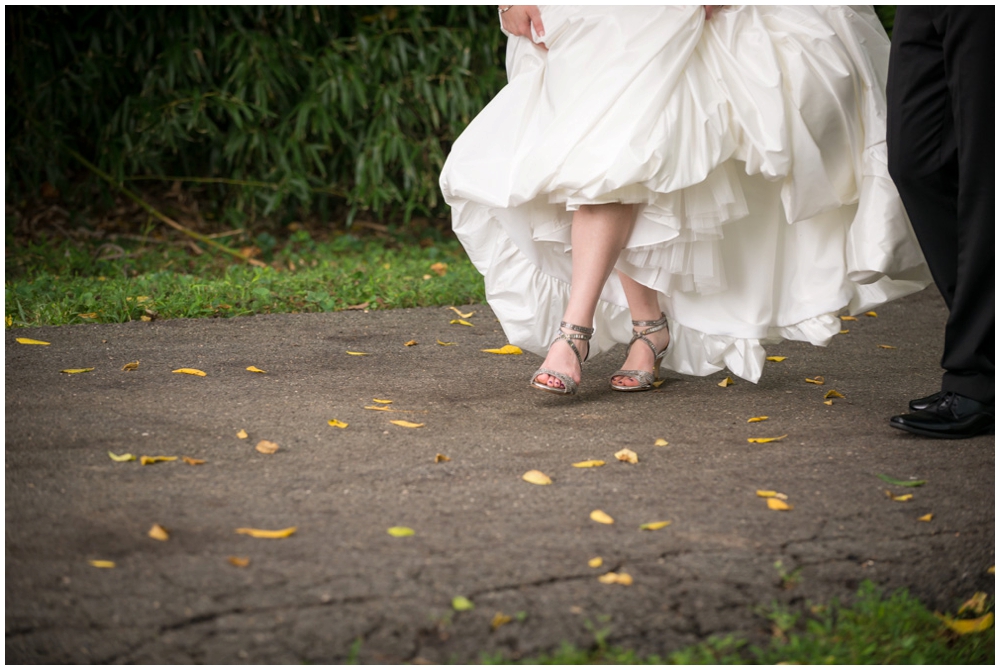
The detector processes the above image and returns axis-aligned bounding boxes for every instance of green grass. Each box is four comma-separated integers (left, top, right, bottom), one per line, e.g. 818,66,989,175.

5,229,486,328
480,582,994,665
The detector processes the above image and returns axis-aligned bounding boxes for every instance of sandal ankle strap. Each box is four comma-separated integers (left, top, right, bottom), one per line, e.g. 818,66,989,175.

560,321,595,336
631,313,667,329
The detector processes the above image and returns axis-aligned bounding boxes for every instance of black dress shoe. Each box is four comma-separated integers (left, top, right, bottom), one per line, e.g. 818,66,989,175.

909,390,946,412
890,392,994,439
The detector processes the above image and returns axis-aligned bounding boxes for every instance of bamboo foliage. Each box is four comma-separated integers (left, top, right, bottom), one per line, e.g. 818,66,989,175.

6,6,507,225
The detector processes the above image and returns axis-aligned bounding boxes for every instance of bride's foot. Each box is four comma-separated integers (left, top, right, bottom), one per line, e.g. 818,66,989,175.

610,314,670,391
531,323,594,395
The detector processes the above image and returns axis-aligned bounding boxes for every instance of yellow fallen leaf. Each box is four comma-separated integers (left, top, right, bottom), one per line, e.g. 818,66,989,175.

598,572,633,585
805,376,825,385
718,376,734,387
387,526,415,537
918,513,933,522
824,390,845,399
936,612,994,635
865,311,878,317
404,339,418,347
140,315,152,322
491,612,513,630
227,556,250,568
748,416,769,423
450,319,474,327
4,315,11,327
78,312,98,319
840,315,858,321
346,351,369,356
148,524,169,541
108,451,136,462
364,405,396,411
372,398,393,404
590,510,614,524
878,344,897,349
435,453,451,463
748,435,787,444
756,490,778,498
615,448,638,464
449,306,475,319
988,566,995,575
823,400,834,405
140,456,177,465
766,356,787,362
522,470,552,485
328,419,348,428
173,368,206,376
246,366,267,373
16,338,50,345
437,339,457,346
640,521,672,531
60,368,94,374
235,527,297,539
588,557,603,568
182,456,205,465
121,361,139,371
390,420,424,428
839,329,850,334
482,344,523,355
886,491,913,502
959,593,988,615
452,596,474,611
236,429,248,439
767,498,793,511
89,560,115,568
652,379,665,388
255,440,279,454
430,262,448,276
572,460,605,468
654,438,669,446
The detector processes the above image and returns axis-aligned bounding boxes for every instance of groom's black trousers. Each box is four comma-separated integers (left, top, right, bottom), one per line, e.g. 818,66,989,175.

886,6,995,405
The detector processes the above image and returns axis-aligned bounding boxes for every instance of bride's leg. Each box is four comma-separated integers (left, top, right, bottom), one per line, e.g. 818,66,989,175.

611,272,671,388
535,203,636,389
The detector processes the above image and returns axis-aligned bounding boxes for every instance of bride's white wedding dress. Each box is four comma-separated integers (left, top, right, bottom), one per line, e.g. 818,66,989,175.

439,5,930,383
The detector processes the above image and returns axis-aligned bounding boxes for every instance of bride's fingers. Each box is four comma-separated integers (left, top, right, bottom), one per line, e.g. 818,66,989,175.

500,6,548,51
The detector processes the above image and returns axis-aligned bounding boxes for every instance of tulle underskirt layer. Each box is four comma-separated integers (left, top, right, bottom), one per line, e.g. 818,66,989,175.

440,5,931,382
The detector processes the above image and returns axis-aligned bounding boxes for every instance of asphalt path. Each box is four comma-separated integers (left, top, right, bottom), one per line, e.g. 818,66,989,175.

5,287,994,663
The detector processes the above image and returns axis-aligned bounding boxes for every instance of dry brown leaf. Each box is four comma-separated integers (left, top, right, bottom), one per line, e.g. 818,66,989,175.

449,306,475,318
767,498,793,511
121,361,140,371
748,416,769,423
748,435,788,444
491,612,513,631
227,556,250,568
824,390,845,399
615,448,638,464
89,560,115,568
430,262,449,276
766,356,787,362
572,460,605,468
390,420,424,428
148,524,169,541
435,453,451,463
182,456,205,465
598,572,633,585
328,419,348,429
255,440,279,454
236,429,248,439
958,592,988,615
865,311,878,317
450,319,474,327
805,376,825,385
246,366,267,373
718,376,735,387
936,612,994,635
588,557,603,568
140,456,177,465
345,301,370,311
61,368,94,374
590,510,614,524
235,527,297,539
654,438,669,446
840,315,858,321
878,344,897,349
522,470,552,485
346,351,370,356
436,339,457,346
173,368,206,376
481,344,523,355
404,339,419,347
16,338,50,345
639,521,672,531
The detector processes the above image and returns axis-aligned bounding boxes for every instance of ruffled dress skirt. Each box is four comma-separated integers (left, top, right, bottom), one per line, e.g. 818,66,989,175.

439,5,931,383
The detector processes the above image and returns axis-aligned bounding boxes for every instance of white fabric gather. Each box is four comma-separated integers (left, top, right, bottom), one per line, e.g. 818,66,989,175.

440,5,931,383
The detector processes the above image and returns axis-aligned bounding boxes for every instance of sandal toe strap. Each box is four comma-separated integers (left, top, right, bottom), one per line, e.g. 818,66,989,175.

612,369,655,387
532,367,578,394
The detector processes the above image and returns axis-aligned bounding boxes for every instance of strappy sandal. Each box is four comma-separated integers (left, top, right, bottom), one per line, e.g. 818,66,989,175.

530,322,594,396
610,313,669,392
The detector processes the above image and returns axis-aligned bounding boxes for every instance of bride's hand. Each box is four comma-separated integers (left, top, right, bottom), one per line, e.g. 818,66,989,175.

499,6,548,50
